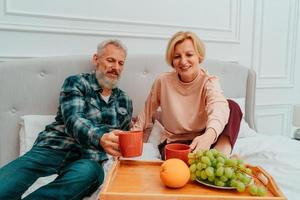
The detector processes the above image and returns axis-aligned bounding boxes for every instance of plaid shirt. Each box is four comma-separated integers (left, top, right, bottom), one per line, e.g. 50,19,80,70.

34,72,133,162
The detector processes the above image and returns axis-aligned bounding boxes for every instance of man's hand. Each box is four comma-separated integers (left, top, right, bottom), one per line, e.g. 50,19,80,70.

189,128,216,152
100,130,122,157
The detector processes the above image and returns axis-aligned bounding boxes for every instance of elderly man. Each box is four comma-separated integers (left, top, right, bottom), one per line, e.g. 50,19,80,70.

0,40,132,199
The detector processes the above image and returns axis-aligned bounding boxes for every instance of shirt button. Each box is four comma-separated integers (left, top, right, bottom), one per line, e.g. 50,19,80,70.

11,108,16,113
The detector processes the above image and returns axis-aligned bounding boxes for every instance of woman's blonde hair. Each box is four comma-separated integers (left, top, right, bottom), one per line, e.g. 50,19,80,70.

166,31,206,67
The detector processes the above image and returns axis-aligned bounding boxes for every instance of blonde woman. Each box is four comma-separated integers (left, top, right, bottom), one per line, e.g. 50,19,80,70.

133,31,242,158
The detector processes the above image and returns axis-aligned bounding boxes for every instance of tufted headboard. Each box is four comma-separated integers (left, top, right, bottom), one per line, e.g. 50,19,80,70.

0,55,256,166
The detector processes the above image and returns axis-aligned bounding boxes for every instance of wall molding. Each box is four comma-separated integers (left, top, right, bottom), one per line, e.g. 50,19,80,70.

0,55,34,62
252,0,298,89
4,2,232,32
0,22,240,43
0,22,173,40
4,0,237,32
256,104,292,137
257,112,286,134
1,0,241,43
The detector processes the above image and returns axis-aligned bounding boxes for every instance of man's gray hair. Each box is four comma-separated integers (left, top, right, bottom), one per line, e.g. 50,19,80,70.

97,39,127,57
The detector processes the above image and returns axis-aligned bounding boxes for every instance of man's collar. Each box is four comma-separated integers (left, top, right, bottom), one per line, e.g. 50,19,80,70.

91,72,101,91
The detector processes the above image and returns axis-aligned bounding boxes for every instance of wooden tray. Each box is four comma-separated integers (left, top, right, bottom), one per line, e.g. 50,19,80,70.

99,160,286,200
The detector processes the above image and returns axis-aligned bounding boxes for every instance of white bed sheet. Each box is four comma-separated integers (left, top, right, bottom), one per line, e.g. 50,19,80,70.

233,131,300,200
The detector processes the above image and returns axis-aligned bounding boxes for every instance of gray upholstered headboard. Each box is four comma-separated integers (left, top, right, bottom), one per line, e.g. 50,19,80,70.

0,55,256,166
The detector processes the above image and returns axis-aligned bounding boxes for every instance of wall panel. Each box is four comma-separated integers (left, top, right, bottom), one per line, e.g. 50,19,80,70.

252,0,298,88
0,0,299,137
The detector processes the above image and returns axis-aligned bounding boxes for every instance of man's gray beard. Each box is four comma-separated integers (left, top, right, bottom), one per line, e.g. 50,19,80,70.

95,70,119,89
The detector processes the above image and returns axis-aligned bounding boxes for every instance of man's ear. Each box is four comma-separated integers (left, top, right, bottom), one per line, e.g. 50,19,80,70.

92,53,98,65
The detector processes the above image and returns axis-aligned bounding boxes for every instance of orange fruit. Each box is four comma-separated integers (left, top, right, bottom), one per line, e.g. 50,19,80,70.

160,158,190,188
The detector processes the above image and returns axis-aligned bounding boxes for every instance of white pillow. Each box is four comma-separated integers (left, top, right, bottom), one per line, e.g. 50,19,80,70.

228,97,245,116
237,118,257,138
148,120,164,147
19,115,56,155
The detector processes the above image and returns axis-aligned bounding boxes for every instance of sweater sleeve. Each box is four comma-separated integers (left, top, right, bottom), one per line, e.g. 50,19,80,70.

204,76,230,138
133,77,161,130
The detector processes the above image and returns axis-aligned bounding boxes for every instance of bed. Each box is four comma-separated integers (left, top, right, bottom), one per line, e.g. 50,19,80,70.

0,55,299,199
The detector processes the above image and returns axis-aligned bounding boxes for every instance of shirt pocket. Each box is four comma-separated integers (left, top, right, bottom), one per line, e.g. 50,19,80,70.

85,97,102,123
116,106,131,129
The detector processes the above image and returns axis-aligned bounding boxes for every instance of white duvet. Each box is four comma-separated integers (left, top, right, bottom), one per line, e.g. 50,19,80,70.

233,132,300,200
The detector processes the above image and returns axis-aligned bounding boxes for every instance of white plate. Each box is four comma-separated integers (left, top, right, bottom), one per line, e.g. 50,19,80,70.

196,176,253,190
196,178,235,189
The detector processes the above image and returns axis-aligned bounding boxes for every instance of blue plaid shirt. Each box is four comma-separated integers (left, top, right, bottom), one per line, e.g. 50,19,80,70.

34,72,133,162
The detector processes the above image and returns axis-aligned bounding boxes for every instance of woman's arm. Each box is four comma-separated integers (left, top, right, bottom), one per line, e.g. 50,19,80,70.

204,76,230,138
132,78,161,131
190,76,230,152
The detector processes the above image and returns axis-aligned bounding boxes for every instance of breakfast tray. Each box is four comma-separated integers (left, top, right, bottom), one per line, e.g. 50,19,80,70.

99,160,286,200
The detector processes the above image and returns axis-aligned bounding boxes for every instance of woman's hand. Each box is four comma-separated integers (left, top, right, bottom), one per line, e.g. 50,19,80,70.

100,130,122,157
189,128,217,152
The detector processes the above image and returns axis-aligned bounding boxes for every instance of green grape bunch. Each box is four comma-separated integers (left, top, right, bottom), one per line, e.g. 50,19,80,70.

188,149,266,196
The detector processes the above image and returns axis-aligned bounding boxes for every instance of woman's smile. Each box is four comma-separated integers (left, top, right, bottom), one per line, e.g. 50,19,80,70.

172,39,200,82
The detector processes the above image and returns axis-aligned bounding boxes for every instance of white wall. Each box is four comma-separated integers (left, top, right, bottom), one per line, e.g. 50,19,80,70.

0,0,299,137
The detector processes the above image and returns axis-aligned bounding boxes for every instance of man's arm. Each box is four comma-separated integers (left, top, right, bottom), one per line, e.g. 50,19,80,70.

59,76,108,149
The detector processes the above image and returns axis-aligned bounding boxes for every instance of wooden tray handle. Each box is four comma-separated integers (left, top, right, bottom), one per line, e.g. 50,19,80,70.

247,165,282,197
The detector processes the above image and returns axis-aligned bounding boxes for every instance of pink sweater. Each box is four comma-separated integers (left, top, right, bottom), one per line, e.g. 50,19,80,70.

134,68,230,142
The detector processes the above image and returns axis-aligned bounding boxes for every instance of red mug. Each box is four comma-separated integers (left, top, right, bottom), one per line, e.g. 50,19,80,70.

165,143,191,163
118,131,143,158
